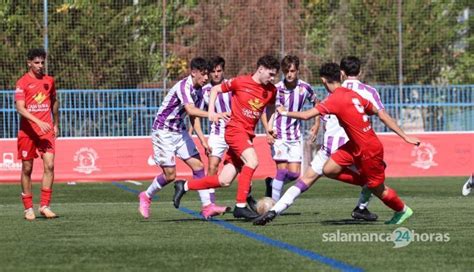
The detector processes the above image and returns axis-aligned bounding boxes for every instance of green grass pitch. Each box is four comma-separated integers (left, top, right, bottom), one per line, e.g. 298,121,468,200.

0,177,472,271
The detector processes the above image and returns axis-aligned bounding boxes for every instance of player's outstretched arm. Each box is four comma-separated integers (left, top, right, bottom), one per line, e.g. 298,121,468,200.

278,106,320,120
375,106,420,145
184,103,208,118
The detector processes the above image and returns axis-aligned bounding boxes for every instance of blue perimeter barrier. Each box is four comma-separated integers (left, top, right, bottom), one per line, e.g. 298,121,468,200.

1,85,473,138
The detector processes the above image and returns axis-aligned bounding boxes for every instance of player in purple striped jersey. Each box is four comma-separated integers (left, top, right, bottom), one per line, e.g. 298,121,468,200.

197,56,232,176
256,56,418,224
258,57,387,222
138,57,230,220
264,55,319,201
340,56,391,219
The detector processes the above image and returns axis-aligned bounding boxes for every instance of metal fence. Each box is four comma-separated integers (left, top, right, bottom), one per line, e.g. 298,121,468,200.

1,85,473,138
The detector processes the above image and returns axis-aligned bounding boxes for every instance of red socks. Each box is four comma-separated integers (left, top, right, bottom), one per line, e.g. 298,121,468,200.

187,175,221,190
40,187,53,207
381,187,405,212
236,166,255,204
21,193,33,210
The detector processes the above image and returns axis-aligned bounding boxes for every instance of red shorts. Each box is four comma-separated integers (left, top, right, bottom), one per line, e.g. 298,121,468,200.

17,130,55,160
223,126,255,170
331,142,385,188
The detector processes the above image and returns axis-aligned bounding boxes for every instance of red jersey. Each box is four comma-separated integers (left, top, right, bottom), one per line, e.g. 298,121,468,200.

221,75,276,136
316,87,383,158
15,73,56,136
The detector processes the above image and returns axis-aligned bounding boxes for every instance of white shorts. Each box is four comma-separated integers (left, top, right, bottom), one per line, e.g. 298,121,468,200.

310,149,359,176
310,149,329,175
208,134,228,159
152,129,199,167
271,139,302,163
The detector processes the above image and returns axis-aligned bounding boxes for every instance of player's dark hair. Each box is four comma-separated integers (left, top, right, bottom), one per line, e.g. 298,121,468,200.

208,56,225,70
257,55,280,71
340,56,361,76
319,63,341,83
27,48,46,60
281,55,299,73
190,57,210,72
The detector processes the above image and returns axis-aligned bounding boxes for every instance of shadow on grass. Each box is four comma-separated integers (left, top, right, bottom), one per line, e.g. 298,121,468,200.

320,219,375,225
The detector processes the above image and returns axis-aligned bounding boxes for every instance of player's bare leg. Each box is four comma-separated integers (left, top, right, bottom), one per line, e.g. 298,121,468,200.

184,156,230,219
21,159,35,220
173,163,237,208
39,152,56,218
207,156,221,176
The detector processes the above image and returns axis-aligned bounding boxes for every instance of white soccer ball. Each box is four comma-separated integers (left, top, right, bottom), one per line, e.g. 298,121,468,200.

256,197,276,215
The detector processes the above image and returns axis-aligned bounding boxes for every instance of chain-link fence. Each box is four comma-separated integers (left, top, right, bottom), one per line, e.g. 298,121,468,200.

0,1,472,138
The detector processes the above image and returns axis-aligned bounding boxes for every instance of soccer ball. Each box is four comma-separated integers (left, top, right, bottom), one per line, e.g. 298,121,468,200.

256,197,276,215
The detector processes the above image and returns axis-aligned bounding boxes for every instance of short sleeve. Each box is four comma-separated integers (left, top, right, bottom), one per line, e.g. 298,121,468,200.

14,81,25,101
50,79,57,99
315,96,336,116
306,85,318,104
221,78,235,93
176,79,194,105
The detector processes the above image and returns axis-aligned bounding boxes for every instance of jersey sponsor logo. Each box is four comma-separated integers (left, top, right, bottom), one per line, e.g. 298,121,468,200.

33,92,47,104
15,87,24,94
0,153,22,171
248,98,264,111
411,143,438,170
73,147,100,174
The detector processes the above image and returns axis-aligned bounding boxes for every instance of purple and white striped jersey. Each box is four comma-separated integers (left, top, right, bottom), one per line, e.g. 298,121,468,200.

273,79,317,141
152,75,204,132
199,81,232,137
319,79,384,156
320,113,348,156
342,79,385,110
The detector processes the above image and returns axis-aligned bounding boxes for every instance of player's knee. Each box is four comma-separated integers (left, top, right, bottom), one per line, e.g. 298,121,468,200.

219,177,232,187
245,159,259,169
322,166,337,178
22,164,33,175
164,172,176,182
208,165,219,176
44,162,54,173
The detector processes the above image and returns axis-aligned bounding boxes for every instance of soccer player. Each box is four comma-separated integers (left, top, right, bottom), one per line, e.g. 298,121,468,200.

173,55,281,220
341,56,400,219
254,62,420,225
138,57,229,220
462,174,473,196
264,55,319,201
258,56,379,222
15,48,59,220
197,56,232,176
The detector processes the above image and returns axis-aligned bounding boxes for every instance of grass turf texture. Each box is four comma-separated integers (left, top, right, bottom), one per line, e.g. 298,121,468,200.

0,177,472,271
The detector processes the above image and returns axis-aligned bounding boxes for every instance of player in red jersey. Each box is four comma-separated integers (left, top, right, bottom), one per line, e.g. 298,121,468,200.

15,48,60,220
173,55,280,220
254,62,420,225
